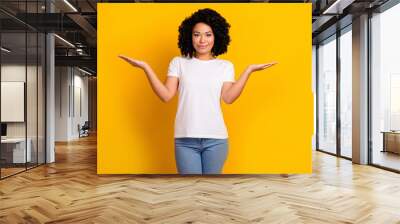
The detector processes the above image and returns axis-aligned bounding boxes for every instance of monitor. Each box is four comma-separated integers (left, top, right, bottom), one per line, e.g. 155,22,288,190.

1,123,7,137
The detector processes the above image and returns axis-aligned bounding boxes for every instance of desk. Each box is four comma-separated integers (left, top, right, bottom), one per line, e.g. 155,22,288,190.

381,131,400,154
1,138,31,163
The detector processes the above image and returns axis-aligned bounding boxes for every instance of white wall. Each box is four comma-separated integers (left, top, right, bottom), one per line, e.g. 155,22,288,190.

55,66,70,141
72,72,89,138
55,67,89,141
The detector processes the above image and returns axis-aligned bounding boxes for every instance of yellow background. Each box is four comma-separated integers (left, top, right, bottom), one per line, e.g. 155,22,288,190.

98,3,312,174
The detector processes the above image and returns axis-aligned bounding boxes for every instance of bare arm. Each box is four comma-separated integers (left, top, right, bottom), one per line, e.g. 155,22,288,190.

221,62,277,104
118,55,178,102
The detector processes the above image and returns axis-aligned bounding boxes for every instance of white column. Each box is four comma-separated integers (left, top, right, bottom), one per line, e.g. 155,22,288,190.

352,14,369,164
46,32,55,163
45,0,55,163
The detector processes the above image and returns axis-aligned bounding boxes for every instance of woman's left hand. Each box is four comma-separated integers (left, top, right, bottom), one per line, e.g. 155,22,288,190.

246,62,277,73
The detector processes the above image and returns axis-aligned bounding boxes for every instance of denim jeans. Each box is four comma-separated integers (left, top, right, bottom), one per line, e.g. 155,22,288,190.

174,138,228,174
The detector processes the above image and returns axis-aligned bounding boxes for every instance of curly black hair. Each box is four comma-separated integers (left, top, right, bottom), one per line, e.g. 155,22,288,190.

178,8,231,58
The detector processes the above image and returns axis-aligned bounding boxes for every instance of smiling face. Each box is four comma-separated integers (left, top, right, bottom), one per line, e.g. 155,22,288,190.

192,22,215,58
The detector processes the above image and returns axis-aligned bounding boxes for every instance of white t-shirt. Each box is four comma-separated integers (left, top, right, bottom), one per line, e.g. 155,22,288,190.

167,56,235,139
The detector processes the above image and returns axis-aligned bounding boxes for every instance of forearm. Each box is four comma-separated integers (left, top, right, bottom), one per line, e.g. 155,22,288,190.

224,69,252,104
143,65,172,102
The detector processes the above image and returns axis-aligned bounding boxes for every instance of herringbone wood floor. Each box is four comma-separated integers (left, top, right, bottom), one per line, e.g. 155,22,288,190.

1,134,400,224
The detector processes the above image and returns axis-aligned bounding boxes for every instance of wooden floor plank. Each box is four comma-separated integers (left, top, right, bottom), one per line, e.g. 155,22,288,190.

0,134,400,223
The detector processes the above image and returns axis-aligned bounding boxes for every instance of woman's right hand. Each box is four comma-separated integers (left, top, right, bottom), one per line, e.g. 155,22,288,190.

118,55,148,70
118,54,177,103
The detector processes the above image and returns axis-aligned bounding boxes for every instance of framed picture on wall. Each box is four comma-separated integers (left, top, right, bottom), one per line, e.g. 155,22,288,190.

1,81,25,122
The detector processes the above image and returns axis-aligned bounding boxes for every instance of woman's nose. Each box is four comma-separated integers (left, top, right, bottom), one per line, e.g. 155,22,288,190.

199,35,205,42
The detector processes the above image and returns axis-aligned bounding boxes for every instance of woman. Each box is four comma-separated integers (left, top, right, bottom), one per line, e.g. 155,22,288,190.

119,8,276,174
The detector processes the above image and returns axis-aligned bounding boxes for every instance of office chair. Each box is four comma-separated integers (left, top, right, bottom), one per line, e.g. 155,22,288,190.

79,121,90,138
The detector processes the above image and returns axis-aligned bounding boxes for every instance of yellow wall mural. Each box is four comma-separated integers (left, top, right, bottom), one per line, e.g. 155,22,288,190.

98,3,313,174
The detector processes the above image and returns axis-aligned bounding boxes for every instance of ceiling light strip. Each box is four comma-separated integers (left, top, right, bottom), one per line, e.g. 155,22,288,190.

323,0,355,15
63,0,78,12
1,47,11,53
77,67,93,76
54,34,75,48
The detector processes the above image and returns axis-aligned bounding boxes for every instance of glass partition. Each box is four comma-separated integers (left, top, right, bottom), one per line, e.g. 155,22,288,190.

0,1,46,179
1,30,28,177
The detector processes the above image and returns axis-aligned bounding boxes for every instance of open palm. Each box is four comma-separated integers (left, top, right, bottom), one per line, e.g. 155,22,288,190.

118,55,147,69
248,62,277,73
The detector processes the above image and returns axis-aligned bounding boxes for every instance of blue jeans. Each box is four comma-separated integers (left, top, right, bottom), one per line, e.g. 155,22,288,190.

174,138,228,174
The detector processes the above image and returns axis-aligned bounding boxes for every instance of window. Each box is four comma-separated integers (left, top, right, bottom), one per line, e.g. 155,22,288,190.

317,35,337,154
370,2,400,171
339,27,352,158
